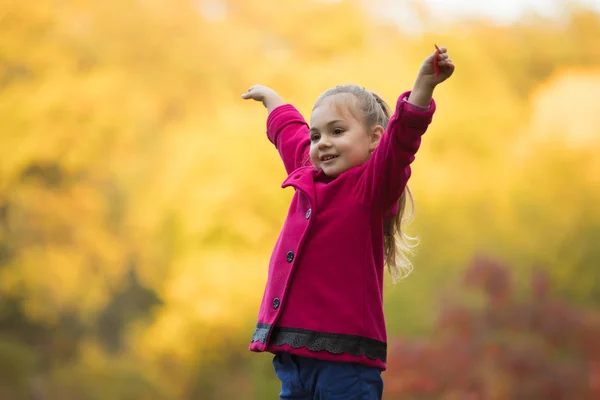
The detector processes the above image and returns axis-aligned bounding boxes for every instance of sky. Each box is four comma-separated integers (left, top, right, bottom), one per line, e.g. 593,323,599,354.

376,0,600,26
423,0,599,21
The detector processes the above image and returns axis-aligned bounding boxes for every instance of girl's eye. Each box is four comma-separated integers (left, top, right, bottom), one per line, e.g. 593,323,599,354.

333,128,344,135
310,134,320,142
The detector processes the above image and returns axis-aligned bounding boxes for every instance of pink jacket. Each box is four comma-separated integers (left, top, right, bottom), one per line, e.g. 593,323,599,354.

249,91,436,370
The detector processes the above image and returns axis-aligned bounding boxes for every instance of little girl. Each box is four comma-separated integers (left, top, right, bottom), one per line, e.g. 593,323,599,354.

242,46,454,399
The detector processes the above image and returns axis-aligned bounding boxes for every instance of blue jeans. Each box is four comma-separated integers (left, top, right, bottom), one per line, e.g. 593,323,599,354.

272,352,383,400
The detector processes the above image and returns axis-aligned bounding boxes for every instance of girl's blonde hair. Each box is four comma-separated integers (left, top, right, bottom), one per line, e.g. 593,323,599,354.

314,85,418,282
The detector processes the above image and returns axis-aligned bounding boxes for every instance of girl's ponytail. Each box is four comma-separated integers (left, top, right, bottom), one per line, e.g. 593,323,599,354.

370,91,418,282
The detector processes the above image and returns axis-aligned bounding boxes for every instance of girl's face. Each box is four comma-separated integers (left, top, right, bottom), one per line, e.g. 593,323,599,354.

309,94,381,177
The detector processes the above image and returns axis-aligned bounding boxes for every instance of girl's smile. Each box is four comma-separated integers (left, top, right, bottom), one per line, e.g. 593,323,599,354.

320,154,339,163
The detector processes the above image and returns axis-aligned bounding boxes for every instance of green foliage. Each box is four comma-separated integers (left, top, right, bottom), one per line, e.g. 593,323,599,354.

0,336,37,400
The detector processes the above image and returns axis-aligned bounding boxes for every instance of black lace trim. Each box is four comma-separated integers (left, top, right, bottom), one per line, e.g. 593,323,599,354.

251,323,386,362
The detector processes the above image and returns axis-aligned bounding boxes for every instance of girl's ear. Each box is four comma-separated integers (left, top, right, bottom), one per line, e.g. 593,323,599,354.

369,125,384,151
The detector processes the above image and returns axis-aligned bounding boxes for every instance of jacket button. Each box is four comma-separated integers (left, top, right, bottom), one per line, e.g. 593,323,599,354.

286,251,294,263
305,208,311,220
272,297,280,309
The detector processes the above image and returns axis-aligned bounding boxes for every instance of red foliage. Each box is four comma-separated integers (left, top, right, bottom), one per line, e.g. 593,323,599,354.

384,257,600,400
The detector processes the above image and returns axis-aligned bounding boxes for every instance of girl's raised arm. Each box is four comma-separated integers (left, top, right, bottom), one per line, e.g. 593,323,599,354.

242,85,310,174
355,46,454,211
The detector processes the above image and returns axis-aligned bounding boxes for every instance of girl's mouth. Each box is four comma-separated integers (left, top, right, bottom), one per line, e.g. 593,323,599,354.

320,155,339,162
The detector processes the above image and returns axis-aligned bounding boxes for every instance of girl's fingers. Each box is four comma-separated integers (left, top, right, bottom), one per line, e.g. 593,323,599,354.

242,86,254,98
242,85,263,99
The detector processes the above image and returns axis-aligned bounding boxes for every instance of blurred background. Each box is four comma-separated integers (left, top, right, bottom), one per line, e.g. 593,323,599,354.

1,0,599,398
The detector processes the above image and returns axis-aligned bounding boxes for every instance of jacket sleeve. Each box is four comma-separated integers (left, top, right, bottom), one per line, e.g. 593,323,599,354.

353,91,436,212
266,104,311,175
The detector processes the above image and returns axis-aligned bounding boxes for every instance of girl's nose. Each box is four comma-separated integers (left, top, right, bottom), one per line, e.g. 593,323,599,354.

318,138,332,149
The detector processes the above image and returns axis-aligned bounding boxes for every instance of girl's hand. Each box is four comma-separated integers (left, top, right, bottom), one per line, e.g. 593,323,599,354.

407,45,455,107
417,46,455,88
241,85,285,114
